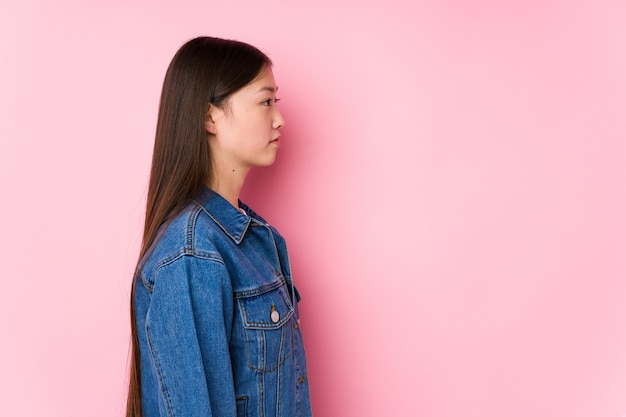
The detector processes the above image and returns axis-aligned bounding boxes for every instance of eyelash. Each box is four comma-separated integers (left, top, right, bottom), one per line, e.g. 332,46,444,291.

262,98,281,106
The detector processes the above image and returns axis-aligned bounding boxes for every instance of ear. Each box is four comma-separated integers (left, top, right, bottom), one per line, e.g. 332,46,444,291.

204,104,219,135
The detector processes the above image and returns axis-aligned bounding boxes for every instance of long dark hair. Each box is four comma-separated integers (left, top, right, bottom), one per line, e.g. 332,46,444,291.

127,36,271,417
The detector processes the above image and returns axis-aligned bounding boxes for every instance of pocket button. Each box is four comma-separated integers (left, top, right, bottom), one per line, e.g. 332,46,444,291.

271,310,280,323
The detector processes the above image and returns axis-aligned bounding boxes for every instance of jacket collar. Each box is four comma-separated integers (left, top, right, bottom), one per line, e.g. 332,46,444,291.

194,187,253,244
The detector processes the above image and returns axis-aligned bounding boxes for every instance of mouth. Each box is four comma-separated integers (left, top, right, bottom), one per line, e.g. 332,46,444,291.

269,136,281,145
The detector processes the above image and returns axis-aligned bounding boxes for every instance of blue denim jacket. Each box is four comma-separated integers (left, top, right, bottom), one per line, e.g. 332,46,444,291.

134,187,312,417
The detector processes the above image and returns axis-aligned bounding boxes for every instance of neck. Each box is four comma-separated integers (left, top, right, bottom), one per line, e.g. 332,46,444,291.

209,163,251,209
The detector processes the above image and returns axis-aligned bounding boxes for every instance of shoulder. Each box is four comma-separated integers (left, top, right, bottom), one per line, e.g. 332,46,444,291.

138,201,231,287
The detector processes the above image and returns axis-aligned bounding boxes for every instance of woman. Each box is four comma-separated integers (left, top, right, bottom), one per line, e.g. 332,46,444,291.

127,36,312,417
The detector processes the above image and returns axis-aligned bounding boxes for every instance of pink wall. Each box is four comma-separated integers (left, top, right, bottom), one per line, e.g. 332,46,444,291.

1,0,625,416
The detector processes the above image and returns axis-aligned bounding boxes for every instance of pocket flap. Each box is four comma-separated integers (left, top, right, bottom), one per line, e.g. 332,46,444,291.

238,286,294,329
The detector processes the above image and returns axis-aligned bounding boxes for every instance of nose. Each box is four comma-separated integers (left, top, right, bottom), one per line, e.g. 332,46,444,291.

273,107,286,130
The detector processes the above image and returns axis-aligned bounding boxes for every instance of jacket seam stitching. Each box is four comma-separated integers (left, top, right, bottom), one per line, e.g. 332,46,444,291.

146,325,176,417
233,276,286,298
140,250,225,292
186,204,202,251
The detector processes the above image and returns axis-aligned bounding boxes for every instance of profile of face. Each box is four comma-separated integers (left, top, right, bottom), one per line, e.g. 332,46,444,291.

205,66,286,171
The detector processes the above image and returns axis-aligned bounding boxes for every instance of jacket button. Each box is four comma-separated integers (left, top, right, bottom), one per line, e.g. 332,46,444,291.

294,319,300,329
271,310,280,323
297,376,306,384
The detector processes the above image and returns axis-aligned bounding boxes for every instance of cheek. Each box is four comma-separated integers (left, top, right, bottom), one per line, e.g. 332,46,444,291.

248,114,271,134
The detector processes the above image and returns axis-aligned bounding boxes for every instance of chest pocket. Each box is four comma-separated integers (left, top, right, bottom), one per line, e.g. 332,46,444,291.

237,279,294,372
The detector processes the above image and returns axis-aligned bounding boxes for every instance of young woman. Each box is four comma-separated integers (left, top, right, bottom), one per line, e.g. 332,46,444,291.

126,37,313,417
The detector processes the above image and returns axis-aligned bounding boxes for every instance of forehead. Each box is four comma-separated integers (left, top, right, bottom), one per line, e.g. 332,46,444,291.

243,67,277,93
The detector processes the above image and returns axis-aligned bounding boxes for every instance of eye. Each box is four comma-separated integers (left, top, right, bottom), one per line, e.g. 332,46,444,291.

262,98,281,106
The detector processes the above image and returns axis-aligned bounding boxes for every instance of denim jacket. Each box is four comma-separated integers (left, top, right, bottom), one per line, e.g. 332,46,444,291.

134,187,312,417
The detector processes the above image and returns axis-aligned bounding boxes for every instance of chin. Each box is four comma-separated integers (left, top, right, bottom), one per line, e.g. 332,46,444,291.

255,156,277,167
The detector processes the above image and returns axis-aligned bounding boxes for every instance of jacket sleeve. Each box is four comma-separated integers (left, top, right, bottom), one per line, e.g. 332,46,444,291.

145,254,236,417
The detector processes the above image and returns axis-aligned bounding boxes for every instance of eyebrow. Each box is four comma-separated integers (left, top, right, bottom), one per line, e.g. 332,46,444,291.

257,86,279,93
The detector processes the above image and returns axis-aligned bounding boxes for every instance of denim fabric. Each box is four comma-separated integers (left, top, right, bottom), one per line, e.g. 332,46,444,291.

134,187,312,417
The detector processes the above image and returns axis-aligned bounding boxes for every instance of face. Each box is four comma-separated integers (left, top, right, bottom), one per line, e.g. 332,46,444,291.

206,67,285,172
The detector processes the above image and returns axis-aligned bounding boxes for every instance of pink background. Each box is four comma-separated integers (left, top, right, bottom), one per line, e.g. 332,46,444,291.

1,0,625,416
